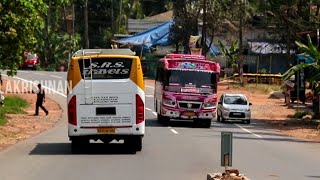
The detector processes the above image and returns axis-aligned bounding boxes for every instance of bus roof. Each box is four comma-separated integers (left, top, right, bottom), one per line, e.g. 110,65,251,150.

160,54,220,73
72,49,136,57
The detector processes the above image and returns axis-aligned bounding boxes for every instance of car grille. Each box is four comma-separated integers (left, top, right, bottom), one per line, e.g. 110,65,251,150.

178,102,201,110
229,112,245,118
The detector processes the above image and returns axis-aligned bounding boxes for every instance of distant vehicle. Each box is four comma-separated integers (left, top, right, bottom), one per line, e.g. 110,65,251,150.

154,54,220,128
21,52,39,70
67,49,145,154
217,93,252,124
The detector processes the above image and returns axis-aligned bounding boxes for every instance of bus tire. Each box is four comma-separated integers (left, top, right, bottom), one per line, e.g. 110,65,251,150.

204,119,212,128
157,114,169,125
71,138,89,154
135,136,143,152
217,114,221,122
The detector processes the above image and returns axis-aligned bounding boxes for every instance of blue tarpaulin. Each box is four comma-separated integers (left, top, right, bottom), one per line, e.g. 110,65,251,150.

296,53,315,63
115,21,219,56
116,21,173,49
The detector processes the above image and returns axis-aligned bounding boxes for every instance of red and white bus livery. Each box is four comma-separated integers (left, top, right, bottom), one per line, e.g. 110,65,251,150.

154,54,220,128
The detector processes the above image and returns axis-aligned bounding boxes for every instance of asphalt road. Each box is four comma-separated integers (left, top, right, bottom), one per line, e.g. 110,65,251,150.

0,70,319,180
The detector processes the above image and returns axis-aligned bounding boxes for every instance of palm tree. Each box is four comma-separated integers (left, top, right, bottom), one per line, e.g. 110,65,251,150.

282,34,320,115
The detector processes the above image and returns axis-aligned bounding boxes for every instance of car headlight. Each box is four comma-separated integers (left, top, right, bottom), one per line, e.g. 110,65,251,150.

223,106,230,111
245,108,250,112
203,102,216,109
163,99,176,107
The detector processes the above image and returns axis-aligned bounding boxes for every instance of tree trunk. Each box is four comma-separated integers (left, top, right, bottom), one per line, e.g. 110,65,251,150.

84,0,89,48
201,0,207,56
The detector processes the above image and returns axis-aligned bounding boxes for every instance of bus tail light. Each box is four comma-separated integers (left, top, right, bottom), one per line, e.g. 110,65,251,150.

68,95,77,126
136,94,144,124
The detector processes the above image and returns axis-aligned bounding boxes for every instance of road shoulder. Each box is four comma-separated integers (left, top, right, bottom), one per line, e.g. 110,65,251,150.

0,79,62,151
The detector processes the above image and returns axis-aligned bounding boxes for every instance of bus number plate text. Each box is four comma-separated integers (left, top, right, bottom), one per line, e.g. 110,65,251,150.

97,128,115,134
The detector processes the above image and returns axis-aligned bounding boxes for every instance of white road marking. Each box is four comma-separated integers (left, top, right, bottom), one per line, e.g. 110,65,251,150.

145,94,154,97
50,75,63,79
146,85,154,89
146,107,157,116
170,129,178,134
235,124,262,138
12,76,67,97
34,73,45,76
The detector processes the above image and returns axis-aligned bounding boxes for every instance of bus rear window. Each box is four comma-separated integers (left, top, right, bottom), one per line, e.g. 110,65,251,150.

78,58,133,79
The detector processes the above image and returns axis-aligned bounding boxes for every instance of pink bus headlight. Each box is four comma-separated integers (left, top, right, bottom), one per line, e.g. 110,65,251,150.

162,99,177,107
202,102,216,109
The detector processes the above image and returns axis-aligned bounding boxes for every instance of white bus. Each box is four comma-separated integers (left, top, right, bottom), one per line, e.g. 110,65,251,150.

67,49,145,153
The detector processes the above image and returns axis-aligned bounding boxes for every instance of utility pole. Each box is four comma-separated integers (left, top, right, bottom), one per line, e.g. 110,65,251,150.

84,0,89,48
111,0,115,37
317,29,319,48
239,0,244,86
119,0,122,34
201,0,207,56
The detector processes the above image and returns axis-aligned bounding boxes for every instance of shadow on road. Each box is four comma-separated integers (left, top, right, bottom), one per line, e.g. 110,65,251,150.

233,135,318,143
29,142,139,155
305,175,320,179
146,118,208,128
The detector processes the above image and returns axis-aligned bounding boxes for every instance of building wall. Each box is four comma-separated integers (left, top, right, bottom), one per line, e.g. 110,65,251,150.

243,54,289,74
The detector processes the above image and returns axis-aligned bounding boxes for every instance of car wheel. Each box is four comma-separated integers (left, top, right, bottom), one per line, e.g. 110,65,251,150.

242,120,251,124
221,115,225,123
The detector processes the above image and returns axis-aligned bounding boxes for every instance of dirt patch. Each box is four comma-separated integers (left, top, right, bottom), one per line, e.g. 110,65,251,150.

0,79,62,151
145,79,320,142
218,81,320,142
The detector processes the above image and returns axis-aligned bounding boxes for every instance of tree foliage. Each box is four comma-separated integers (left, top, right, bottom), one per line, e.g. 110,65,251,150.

169,0,240,55
218,39,239,68
282,34,320,82
0,0,47,76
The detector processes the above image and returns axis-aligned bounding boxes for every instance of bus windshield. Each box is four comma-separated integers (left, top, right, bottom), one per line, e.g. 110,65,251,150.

164,70,217,94
78,58,132,79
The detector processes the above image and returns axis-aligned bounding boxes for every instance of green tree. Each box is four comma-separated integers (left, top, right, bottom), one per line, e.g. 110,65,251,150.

218,39,239,68
282,34,320,81
0,0,47,76
170,0,201,54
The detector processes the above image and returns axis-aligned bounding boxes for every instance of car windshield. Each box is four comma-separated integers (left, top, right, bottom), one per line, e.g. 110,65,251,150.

224,95,248,105
26,54,37,59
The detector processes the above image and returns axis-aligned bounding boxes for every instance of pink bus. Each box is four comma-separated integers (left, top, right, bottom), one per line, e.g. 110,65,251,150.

154,54,220,128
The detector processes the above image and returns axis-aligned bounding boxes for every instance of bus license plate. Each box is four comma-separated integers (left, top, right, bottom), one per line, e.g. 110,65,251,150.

183,112,195,117
97,128,115,134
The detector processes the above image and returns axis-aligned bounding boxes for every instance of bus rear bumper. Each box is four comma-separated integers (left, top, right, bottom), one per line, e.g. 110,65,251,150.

68,123,145,138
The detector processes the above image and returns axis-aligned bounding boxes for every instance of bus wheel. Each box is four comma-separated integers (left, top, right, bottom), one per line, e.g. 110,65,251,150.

71,138,89,154
217,115,221,122
203,119,212,128
157,114,169,125
135,136,142,152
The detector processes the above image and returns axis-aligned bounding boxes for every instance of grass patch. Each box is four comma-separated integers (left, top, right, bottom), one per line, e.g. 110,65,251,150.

288,110,312,119
0,96,28,125
244,83,282,94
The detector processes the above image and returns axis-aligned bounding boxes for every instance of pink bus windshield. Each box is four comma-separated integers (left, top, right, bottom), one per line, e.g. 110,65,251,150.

164,70,217,94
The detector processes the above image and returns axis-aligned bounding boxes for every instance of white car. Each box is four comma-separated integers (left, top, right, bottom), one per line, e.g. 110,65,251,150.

217,93,252,124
